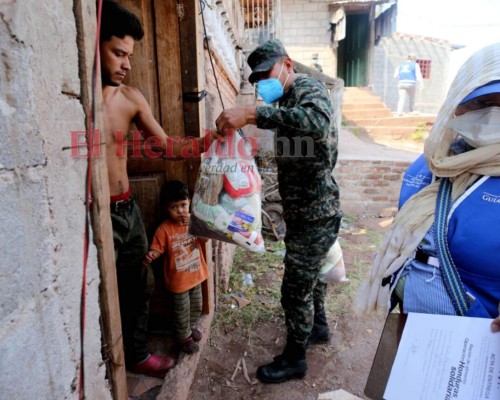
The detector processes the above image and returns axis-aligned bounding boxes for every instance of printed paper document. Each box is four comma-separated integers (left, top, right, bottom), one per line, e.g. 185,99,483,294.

384,313,500,400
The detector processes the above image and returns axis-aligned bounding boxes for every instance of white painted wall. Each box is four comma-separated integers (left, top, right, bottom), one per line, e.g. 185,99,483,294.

202,0,240,83
446,39,500,94
0,1,111,398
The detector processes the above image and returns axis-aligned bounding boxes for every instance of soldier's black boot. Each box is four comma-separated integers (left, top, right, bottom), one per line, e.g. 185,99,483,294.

306,309,330,347
256,340,307,383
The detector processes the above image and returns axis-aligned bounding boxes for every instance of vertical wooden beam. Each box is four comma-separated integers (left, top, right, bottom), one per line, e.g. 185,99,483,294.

178,0,206,193
200,241,214,315
154,0,188,182
367,4,375,87
120,0,160,120
73,1,127,399
178,0,213,314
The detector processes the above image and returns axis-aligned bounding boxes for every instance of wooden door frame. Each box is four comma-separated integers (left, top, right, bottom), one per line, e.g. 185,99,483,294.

74,1,128,399
176,0,215,315
75,1,212,399
176,0,214,316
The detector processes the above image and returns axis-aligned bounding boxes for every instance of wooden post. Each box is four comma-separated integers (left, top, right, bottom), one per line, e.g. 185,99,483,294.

157,2,216,399
73,1,127,399
178,0,206,193
154,0,188,183
177,0,214,315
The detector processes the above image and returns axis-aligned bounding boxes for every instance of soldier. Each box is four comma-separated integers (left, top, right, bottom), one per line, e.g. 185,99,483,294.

216,39,342,383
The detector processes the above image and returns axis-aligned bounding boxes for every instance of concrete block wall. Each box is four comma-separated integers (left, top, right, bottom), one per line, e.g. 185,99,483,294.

281,0,336,78
0,1,110,399
335,159,411,214
371,34,452,114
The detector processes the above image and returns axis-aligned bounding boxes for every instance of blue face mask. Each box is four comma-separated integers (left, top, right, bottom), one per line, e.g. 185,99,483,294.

257,63,289,104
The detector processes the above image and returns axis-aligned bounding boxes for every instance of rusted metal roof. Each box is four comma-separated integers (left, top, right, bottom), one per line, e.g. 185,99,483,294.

392,32,455,48
330,0,393,5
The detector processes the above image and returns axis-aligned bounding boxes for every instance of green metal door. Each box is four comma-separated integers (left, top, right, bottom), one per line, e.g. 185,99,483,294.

338,13,369,87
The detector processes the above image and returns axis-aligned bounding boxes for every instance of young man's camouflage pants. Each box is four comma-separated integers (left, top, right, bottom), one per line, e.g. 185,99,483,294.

281,212,342,346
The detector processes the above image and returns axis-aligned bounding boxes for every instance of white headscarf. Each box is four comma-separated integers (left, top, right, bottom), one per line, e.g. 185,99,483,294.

354,42,500,315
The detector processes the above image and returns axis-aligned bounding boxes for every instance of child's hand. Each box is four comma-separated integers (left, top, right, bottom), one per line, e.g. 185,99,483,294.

143,249,161,266
180,213,191,226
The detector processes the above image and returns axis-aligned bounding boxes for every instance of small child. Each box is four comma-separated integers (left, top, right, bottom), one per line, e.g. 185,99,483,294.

144,180,209,354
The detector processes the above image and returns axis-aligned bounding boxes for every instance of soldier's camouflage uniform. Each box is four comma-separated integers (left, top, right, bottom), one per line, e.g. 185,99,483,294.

255,69,342,346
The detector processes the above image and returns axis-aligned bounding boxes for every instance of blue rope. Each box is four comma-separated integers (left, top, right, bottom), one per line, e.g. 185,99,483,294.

434,178,471,316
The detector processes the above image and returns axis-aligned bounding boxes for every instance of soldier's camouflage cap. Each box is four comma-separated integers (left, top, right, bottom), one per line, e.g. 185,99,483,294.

247,39,289,84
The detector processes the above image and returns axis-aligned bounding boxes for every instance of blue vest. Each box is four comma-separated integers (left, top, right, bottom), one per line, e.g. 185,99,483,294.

399,154,433,208
399,156,500,318
398,61,417,84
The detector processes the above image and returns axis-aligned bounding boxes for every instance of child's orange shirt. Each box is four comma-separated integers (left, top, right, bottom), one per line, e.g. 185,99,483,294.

150,220,209,293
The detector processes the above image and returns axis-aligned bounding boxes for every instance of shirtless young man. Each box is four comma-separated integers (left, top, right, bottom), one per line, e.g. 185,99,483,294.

100,1,213,377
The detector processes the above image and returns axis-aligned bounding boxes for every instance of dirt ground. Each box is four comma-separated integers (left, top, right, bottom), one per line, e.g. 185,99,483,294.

188,212,393,400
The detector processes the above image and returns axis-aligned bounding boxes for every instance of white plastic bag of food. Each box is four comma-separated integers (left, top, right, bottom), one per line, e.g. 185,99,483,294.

320,240,348,283
189,131,265,253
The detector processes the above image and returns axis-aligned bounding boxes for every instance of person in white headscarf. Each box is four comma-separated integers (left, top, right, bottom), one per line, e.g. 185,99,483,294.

355,42,500,320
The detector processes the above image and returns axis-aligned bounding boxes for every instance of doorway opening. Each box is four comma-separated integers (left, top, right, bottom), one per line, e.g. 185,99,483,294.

337,12,370,87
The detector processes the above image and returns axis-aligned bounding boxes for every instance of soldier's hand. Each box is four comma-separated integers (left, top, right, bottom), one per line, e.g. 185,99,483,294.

216,107,256,134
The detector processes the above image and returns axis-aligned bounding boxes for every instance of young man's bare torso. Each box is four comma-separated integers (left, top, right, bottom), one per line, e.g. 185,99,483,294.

103,85,136,196
102,83,166,196
101,35,212,197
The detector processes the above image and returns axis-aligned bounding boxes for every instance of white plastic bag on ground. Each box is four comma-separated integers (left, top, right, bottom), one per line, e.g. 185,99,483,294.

320,240,348,283
189,131,265,253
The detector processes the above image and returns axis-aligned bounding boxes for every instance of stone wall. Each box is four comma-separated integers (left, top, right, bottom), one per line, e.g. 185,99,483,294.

281,0,336,77
335,159,411,214
0,1,110,399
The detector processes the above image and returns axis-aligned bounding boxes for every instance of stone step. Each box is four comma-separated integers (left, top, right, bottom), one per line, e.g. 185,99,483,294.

343,87,375,94
345,125,430,138
343,126,426,154
343,87,380,96
342,97,387,107
363,126,430,139
342,103,387,111
352,115,436,127
373,139,425,153
343,94,382,103
343,108,393,120
342,88,434,149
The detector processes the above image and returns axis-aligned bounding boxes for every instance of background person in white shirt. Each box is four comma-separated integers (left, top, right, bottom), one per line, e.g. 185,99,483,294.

394,54,423,115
